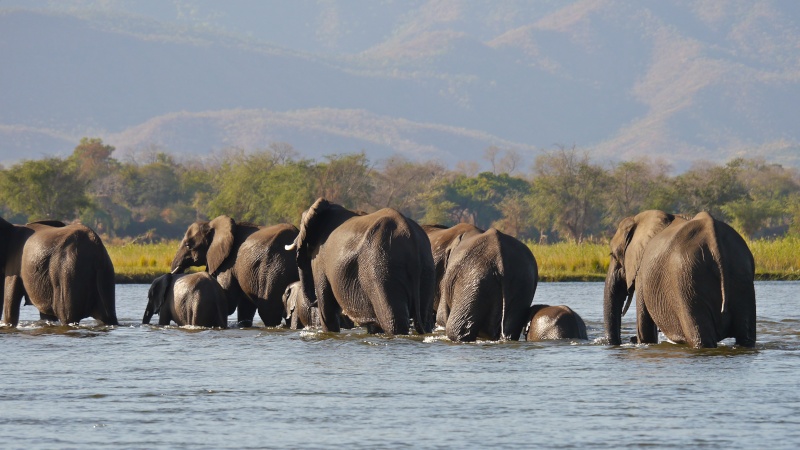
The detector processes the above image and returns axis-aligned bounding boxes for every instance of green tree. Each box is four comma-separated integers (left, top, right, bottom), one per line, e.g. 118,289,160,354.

425,171,530,230
0,157,89,221
672,160,747,219
314,152,373,210
69,137,116,182
370,156,446,221
721,159,800,237
607,159,671,219
530,146,610,242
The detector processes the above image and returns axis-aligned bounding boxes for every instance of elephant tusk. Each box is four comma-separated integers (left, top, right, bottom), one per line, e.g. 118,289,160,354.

621,293,633,317
285,243,297,251
171,267,181,274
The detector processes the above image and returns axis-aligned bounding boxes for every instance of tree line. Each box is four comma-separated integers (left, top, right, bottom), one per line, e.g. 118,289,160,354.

1,138,799,243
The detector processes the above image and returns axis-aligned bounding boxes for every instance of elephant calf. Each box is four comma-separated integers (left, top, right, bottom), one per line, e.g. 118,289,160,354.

525,304,588,341
282,281,354,330
143,272,229,328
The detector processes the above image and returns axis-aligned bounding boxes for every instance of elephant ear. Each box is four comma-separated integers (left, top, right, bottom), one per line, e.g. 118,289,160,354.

207,215,236,275
289,198,330,251
621,211,676,291
442,232,466,273
149,274,172,315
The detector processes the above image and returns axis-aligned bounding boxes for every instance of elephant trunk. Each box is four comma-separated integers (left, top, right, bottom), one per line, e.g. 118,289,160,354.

142,305,154,325
170,247,189,274
296,249,317,308
603,259,628,346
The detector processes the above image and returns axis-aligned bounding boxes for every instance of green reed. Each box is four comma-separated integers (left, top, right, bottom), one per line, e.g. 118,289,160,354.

106,240,187,283
528,241,610,281
747,236,800,280
106,237,800,283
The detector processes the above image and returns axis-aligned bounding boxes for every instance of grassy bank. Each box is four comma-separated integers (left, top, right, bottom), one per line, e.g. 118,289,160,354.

107,238,800,284
528,238,800,281
528,242,609,282
748,237,800,280
107,241,183,284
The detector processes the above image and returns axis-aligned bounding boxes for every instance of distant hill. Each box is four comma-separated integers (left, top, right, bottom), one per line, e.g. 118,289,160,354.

1,2,799,171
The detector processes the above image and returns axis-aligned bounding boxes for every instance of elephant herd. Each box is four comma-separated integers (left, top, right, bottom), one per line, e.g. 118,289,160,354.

0,200,757,348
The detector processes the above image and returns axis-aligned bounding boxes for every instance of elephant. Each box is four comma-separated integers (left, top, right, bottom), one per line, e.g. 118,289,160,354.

438,228,538,342
171,217,299,327
285,198,435,335
422,223,483,326
525,304,588,341
143,272,228,327
0,218,117,327
603,210,756,348
282,281,354,330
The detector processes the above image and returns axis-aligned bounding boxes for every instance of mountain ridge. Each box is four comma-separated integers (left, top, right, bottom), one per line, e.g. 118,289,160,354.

1,2,798,171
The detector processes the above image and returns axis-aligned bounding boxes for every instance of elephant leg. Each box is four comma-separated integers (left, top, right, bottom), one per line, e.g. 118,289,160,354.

91,269,118,326
316,276,340,333
236,299,257,328
436,293,450,328
257,296,285,328
2,276,26,327
636,296,658,344
733,288,757,348
415,260,436,334
39,312,59,322
501,296,533,341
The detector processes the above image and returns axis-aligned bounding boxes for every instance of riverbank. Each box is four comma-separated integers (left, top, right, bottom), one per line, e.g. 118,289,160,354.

108,238,800,284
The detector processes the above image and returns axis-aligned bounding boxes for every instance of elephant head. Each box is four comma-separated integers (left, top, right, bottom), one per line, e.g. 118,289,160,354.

282,281,300,323
285,198,355,308
603,210,680,345
171,216,236,276
143,273,172,324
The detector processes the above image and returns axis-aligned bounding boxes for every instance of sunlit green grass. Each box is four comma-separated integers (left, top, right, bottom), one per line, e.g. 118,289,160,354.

528,242,609,281
106,240,190,283
529,238,800,281
748,237,800,280
107,237,800,283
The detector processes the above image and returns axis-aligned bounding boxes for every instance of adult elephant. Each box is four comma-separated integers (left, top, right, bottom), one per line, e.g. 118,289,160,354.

422,223,483,326
525,304,588,341
438,228,538,342
171,216,298,327
0,218,117,327
604,210,756,348
282,281,354,330
143,272,228,328
285,198,435,335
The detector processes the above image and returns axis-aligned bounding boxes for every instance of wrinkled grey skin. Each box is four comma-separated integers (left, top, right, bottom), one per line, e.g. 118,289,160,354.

525,304,588,341
171,217,298,327
0,218,117,327
286,198,435,335
604,210,756,348
282,281,354,330
439,228,538,342
422,223,483,326
143,272,228,327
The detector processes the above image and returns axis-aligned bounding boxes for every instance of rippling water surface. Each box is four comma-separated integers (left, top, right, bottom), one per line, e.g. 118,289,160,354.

1,282,798,449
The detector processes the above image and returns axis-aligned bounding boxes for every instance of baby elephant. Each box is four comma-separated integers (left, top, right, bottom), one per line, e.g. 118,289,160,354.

525,304,588,341
143,272,229,328
282,281,318,329
282,281,355,330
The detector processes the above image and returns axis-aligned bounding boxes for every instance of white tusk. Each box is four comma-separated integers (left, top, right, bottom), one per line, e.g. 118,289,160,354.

285,243,297,251
171,267,181,274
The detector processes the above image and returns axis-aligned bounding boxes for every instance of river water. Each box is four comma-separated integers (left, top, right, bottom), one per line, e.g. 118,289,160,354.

1,281,798,449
